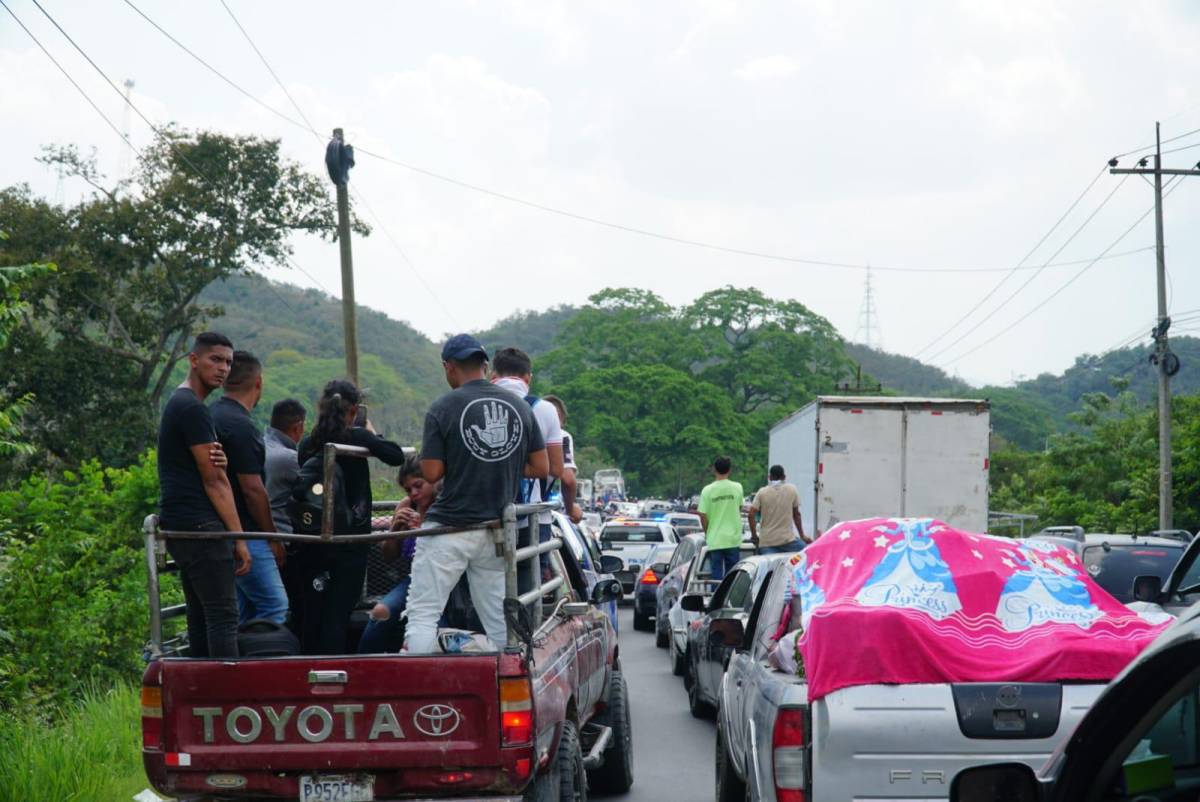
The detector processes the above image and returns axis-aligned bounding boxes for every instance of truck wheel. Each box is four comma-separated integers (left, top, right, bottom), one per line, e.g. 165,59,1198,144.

715,724,746,802
587,670,634,794
687,660,715,720
632,609,653,632
557,721,587,802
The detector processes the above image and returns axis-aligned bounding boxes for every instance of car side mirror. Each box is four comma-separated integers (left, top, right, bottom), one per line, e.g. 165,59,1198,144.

708,618,746,649
1133,574,1164,603
680,593,706,612
599,555,623,574
950,763,1040,802
591,578,623,604
651,562,670,575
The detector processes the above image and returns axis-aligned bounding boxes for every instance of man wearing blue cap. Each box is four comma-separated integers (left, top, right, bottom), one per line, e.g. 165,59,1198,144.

404,334,549,653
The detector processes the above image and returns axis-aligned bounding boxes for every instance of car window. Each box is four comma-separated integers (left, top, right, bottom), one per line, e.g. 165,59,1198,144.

600,526,664,545
1083,544,1184,602
669,541,691,571
753,568,793,661
724,570,754,610
708,571,740,609
1097,686,1200,799
1176,549,1200,595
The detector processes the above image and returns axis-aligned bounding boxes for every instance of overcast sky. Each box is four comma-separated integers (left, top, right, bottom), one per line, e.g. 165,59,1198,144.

2,0,1198,386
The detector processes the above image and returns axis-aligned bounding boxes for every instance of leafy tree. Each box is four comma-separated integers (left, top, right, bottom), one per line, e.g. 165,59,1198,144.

0,128,362,471
682,286,849,413
0,240,54,459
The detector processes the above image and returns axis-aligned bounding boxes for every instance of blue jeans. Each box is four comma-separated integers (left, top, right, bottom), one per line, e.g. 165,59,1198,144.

358,577,410,653
709,547,742,581
758,540,804,555
235,539,289,624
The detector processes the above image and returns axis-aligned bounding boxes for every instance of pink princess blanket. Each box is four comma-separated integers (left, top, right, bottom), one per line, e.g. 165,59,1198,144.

785,518,1170,701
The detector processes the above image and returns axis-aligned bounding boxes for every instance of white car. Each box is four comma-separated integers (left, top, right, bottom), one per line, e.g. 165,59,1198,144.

599,519,679,598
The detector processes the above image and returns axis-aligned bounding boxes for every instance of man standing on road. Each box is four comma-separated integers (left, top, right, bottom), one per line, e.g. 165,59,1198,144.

404,335,548,653
212,351,288,625
697,456,744,580
748,464,809,554
157,332,251,657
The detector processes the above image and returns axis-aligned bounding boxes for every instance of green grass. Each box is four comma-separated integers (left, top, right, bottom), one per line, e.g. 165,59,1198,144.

0,684,149,802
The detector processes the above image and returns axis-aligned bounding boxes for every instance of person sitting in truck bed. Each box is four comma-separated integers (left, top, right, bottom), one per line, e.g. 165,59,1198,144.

295,380,408,654
404,335,548,654
357,456,440,653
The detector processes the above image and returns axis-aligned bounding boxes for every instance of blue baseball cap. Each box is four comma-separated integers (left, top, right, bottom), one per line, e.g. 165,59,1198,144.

441,333,488,362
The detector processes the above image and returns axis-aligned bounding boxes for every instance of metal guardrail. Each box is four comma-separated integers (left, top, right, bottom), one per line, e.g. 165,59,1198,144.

145,440,563,657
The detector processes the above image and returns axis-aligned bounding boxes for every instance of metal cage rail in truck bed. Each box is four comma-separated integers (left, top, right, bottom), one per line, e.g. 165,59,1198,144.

140,441,632,801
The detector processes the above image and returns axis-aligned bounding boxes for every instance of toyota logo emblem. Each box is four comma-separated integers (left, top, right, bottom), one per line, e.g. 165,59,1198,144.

413,704,462,737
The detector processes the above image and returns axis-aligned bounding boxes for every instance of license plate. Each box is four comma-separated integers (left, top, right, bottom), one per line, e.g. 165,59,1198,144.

298,775,374,802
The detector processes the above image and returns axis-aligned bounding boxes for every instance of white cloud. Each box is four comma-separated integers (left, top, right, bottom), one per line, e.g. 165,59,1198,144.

734,54,800,81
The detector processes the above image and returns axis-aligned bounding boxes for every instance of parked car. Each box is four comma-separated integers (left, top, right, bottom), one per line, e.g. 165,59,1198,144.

659,537,757,676
632,543,678,631
1127,526,1200,617
951,601,1200,801
599,519,679,598
1030,526,1190,603
664,512,703,536
552,509,621,634
681,554,780,718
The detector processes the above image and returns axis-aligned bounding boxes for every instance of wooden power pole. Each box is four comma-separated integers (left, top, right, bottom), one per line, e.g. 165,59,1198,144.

1110,122,1200,530
326,127,359,386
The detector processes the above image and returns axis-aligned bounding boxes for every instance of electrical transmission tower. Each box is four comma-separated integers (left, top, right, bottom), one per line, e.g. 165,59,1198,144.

854,267,882,350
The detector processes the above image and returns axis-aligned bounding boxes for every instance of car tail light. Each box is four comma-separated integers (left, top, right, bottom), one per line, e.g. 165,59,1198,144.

500,677,533,747
141,684,163,751
773,707,807,802
640,569,660,585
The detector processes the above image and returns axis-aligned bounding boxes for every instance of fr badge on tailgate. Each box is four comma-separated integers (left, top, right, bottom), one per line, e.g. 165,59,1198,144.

298,774,373,801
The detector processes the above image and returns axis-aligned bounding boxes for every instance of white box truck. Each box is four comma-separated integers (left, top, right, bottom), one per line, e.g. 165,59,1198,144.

768,396,991,535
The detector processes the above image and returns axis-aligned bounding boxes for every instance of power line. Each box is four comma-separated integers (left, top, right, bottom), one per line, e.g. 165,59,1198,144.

937,179,1187,368
1113,125,1200,160
912,166,1108,358
925,174,1131,363
215,0,459,326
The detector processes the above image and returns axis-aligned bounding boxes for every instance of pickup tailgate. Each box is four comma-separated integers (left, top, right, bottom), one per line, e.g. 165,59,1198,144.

811,682,1103,800
151,654,515,798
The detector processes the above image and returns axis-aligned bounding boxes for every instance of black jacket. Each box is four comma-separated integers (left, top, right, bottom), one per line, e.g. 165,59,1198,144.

297,427,407,535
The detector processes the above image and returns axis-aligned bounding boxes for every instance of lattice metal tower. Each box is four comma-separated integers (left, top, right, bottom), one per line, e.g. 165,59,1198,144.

854,266,882,349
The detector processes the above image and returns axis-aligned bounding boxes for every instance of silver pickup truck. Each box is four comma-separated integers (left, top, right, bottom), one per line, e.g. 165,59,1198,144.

715,559,1107,801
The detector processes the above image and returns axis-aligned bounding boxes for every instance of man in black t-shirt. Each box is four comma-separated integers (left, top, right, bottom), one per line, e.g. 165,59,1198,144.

212,351,288,625
404,334,548,653
157,332,251,657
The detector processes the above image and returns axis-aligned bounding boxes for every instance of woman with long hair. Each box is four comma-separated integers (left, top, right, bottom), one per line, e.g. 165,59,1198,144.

294,379,407,654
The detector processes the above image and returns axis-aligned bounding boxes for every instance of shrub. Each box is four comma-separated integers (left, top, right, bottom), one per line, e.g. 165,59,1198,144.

0,452,171,714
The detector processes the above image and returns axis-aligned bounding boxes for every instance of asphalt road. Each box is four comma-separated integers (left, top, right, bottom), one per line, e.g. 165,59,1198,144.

594,606,715,801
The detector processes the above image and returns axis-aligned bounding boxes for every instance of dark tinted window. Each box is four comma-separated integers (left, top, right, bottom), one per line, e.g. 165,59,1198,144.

724,570,754,610
1083,544,1184,602
601,525,664,544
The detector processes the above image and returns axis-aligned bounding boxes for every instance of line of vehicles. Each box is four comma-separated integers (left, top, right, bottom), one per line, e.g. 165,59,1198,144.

599,504,1200,801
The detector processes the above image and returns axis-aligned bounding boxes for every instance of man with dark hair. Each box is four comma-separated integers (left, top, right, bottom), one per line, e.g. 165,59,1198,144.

265,399,307,532
491,347,564,583
404,334,549,653
749,464,808,554
697,456,744,580
157,332,251,657
212,350,287,625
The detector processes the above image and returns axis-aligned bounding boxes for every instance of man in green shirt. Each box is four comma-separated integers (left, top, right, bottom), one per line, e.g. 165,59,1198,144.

697,456,745,580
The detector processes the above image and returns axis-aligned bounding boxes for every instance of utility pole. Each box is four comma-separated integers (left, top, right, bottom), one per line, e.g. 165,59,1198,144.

1109,122,1200,530
325,128,359,386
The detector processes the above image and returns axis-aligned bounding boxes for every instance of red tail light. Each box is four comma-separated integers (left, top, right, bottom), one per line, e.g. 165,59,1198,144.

141,684,163,751
640,569,660,585
772,707,807,802
500,678,533,746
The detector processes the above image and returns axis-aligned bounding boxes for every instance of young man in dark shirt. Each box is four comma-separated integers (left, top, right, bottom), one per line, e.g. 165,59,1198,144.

157,332,251,657
404,334,549,653
212,351,288,625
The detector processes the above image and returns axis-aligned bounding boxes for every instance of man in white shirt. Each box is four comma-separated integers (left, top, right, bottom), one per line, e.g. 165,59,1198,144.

491,347,564,586
543,394,583,523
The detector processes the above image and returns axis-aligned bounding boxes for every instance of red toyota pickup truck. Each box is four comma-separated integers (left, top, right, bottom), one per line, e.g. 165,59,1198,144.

141,500,632,801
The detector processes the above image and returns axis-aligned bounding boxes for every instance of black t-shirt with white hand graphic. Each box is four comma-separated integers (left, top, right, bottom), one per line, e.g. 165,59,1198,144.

421,379,545,527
